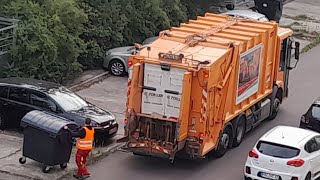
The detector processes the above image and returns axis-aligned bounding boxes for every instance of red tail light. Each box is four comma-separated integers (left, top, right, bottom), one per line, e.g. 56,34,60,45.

287,159,304,167
199,132,205,138
249,149,259,159
128,60,133,67
124,119,129,124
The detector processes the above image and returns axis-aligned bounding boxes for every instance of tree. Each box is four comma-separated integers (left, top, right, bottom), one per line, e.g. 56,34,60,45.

1,0,87,83
160,0,187,27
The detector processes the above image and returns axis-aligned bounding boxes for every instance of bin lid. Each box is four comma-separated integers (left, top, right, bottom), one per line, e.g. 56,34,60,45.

21,110,78,135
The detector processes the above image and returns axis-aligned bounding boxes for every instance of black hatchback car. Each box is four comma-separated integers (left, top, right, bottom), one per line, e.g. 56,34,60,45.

0,77,118,141
300,97,320,132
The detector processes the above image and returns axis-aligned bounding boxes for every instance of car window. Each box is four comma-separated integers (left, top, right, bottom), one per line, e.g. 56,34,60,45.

30,92,56,110
8,87,29,104
48,90,88,111
0,86,8,98
256,141,300,158
310,104,320,119
305,138,320,153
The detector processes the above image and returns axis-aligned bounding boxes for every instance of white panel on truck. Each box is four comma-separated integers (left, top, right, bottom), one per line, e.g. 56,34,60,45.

141,63,186,118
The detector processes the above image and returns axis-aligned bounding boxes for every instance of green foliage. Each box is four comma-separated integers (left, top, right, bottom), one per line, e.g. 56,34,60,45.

1,0,87,83
0,0,208,83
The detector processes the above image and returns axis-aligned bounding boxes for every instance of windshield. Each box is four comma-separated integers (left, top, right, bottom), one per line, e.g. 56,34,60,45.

256,141,300,159
48,90,88,111
310,104,320,119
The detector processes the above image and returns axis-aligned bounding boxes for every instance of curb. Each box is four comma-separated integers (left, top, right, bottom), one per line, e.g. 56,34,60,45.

57,142,126,180
68,71,110,92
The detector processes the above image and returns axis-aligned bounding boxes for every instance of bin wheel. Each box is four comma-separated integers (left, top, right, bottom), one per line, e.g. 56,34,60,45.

60,163,68,169
19,157,26,164
42,165,51,173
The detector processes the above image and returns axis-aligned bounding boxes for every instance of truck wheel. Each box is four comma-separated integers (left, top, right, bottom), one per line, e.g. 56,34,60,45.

232,116,246,147
269,97,281,120
213,127,232,158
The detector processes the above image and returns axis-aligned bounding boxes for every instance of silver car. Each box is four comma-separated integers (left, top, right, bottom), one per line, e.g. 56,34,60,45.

223,10,269,22
103,37,158,76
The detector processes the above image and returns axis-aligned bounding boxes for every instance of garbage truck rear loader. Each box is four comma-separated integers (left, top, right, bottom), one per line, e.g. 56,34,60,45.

118,13,300,161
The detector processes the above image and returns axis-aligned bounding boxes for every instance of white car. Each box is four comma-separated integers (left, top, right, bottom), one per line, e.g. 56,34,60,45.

223,10,269,22
244,126,320,180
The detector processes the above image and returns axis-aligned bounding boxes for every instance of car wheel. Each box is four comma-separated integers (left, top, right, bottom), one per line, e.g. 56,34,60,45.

109,59,125,76
226,4,235,10
0,113,6,130
232,116,246,147
213,126,232,158
269,97,281,120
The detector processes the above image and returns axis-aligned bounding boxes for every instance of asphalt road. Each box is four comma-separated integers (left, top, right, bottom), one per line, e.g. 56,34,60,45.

83,45,320,180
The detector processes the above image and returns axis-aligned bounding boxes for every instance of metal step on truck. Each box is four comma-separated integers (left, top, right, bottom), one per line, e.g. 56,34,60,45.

117,8,300,162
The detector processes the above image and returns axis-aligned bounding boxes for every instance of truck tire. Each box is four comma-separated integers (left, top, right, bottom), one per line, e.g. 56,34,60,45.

213,127,232,158
269,97,281,120
232,116,246,147
226,4,235,10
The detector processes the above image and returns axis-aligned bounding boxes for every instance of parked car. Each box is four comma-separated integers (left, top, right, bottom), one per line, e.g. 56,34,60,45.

103,36,158,76
223,9,269,22
300,98,320,132
244,125,320,180
0,77,118,141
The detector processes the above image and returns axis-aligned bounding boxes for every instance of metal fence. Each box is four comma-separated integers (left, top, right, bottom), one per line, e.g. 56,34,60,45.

0,17,18,56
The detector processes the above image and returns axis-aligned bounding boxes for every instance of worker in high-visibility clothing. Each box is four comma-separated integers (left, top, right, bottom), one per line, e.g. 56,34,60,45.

64,118,95,179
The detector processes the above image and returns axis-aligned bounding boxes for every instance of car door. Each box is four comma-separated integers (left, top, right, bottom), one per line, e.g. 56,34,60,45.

7,87,32,127
313,136,320,178
304,138,320,177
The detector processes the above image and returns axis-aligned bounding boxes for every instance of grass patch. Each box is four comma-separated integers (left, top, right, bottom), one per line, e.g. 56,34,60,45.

283,14,320,23
302,32,320,53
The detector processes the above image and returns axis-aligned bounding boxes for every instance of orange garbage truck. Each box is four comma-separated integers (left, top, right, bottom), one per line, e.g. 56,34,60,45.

118,13,300,161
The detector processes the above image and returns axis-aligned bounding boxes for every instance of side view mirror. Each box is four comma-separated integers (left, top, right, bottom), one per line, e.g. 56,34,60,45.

288,41,300,70
294,41,300,60
134,43,142,50
49,105,57,112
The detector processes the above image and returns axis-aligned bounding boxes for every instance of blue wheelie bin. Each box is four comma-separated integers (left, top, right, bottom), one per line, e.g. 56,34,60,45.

19,110,78,173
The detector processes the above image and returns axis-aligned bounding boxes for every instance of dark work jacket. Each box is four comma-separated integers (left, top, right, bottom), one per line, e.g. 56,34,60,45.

67,126,93,139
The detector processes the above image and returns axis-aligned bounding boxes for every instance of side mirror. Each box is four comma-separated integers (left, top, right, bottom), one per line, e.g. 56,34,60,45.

49,105,57,112
294,41,300,60
134,43,142,50
288,41,300,70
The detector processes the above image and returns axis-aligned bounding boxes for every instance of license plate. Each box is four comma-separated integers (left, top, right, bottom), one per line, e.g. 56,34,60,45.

109,127,117,134
259,172,280,180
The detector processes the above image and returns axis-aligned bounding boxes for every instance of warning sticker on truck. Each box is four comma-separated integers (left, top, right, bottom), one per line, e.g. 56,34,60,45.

236,44,263,105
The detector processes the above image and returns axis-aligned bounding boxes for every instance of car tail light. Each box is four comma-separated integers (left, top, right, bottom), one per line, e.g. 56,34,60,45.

124,119,129,124
291,177,298,180
128,60,133,67
245,166,251,174
249,149,259,159
199,132,204,144
287,159,304,167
